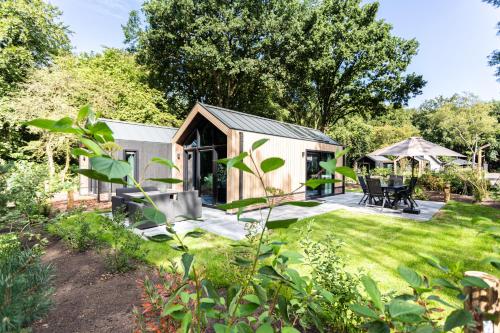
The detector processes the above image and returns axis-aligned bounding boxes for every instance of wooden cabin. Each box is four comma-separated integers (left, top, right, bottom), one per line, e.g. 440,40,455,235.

171,103,345,205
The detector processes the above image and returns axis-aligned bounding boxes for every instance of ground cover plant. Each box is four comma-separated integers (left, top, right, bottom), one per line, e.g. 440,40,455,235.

29,106,496,332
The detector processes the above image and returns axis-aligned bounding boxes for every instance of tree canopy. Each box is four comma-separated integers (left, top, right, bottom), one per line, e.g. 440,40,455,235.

0,0,71,94
124,0,425,128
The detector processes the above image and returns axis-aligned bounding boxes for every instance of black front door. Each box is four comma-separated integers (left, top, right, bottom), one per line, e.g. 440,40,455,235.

306,151,335,199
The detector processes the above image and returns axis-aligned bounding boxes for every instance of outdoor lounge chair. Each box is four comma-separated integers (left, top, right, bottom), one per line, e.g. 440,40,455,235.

366,178,391,212
358,175,369,205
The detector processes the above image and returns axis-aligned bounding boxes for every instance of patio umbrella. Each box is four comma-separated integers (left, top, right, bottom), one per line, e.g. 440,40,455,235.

370,137,465,176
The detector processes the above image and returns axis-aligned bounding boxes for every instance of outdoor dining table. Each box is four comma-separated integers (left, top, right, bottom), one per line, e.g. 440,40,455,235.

380,183,408,208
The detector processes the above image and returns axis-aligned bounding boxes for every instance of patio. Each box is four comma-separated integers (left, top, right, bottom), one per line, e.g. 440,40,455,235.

134,192,445,241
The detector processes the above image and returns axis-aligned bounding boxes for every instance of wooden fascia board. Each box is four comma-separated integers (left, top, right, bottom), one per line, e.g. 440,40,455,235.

172,103,231,143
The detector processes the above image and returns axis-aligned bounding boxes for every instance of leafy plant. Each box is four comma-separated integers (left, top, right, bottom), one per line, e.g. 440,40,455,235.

50,212,102,252
0,234,54,333
28,105,358,332
102,208,148,273
301,225,363,332
351,255,489,332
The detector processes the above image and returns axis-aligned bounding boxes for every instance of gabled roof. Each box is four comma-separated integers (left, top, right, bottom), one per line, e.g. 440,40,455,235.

99,118,178,143
358,154,392,163
198,103,340,145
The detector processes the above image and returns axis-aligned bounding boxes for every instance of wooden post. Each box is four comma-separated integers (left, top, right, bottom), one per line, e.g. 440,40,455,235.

444,182,451,202
67,190,74,210
464,271,500,333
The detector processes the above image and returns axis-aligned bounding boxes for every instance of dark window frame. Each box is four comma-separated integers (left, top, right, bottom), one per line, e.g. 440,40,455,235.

305,149,340,199
123,149,139,187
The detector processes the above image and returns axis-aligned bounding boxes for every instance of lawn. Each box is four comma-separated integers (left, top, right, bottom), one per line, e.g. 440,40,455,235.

51,200,498,296
271,200,499,300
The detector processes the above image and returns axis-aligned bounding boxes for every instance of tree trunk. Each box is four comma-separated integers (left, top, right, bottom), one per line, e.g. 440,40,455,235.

61,142,70,183
46,135,55,183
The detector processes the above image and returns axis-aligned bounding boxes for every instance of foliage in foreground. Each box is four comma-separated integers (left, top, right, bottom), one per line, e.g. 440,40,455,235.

0,234,54,333
28,106,493,332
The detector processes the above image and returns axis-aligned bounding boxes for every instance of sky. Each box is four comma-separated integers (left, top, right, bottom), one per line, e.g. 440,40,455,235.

49,0,500,107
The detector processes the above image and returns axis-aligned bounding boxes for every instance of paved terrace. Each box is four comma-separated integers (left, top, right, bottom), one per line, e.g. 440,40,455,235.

133,192,445,241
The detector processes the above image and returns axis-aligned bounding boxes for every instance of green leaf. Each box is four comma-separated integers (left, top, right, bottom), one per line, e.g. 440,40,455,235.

282,327,300,333
419,253,449,272
180,311,192,333
143,207,166,224
77,105,91,123
89,121,113,139
397,265,422,289
366,320,390,333
233,161,254,174
304,178,341,189
90,156,131,179
181,253,193,280
278,294,288,322
71,148,93,157
266,218,298,230
335,148,350,160
236,303,259,317
151,157,179,171
350,304,380,319
431,278,461,291
217,197,267,210
233,256,252,266
427,295,455,308
52,117,79,134
319,159,337,173
361,276,384,313
219,152,248,170
256,323,273,333
252,138,269,150
236,322,253,333
148,234,174,242
443,309,474,332
162,304,184,316
251,281,267,304
201,279,219,301
336,166,357,181
415,325,435,333
388,300,425,318
26,119,57,130
260,157,285,173
243,294,260,305
280,201,321,207
214,323,229,333
258,265,286,281
80,138,106,155
75,169,126,185
147,177,183,184
171,244,189,251
460,276,489,288
185,230,205,238
482,257,500,270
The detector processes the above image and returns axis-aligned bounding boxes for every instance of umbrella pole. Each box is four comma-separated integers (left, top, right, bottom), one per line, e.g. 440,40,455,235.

411,156,415,178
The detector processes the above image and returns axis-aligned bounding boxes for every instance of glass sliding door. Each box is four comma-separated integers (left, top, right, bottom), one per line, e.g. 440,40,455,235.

306,151,336,199
199,150,215,205
181,116,227,206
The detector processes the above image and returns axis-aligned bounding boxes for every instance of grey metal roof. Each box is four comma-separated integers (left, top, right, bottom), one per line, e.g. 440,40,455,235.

99,118,178,143
199,103,340,145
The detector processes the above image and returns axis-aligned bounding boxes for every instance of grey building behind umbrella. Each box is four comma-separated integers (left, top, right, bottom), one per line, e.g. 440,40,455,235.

79,119,178,196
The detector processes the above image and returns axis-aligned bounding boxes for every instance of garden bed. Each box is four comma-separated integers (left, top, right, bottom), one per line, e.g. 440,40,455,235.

32,238,152,333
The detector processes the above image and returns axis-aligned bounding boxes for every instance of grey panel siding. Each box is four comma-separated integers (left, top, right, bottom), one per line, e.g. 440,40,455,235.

96,139,173,193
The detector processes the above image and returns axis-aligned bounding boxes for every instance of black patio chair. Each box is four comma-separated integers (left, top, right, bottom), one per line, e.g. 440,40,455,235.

358,175,369,205
366,178,391,212
396,177,418,208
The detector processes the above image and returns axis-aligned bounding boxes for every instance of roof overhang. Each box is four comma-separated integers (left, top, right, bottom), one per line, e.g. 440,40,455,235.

172,103,231,144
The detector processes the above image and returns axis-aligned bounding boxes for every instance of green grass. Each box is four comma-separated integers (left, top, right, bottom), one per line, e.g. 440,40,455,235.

271,201,499,299
48,213,238,287
50,201,498,297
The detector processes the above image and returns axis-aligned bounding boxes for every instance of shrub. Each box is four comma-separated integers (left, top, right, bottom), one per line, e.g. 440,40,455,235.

0,234,54,333
419,172,445,191
301,227,363,333
102,209,148,273
50,212,103,252
457,169,490,202
370,167,392,177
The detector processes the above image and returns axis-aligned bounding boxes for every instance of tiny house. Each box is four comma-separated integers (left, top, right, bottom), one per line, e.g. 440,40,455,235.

80,103,345,205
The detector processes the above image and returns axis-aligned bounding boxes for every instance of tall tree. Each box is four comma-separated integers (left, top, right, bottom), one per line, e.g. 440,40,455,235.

280,0,425,131
483,0,500,80
416,94,499,165
124,0,292,119
0,0,71,94
0,49,179,178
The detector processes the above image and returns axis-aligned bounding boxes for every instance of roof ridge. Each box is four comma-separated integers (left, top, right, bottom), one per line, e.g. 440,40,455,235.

99,118,178,130
198,103,325,133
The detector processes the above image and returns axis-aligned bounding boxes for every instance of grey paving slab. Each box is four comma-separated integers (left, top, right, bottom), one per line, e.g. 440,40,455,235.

128,193,445,241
